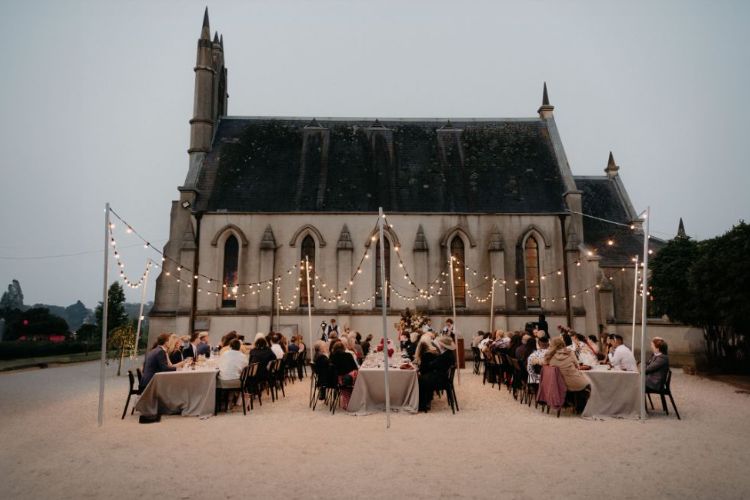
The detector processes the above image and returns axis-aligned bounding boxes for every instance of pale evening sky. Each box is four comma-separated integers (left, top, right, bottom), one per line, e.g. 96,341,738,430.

0,0,748,308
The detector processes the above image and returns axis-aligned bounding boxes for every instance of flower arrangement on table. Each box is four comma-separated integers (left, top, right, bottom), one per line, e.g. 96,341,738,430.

376,338,395,357
399,307,427,334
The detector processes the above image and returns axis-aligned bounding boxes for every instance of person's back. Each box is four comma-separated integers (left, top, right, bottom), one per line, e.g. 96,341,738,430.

249,339,277,378
218,340,248,380
547,342,589,392
330,349,358,376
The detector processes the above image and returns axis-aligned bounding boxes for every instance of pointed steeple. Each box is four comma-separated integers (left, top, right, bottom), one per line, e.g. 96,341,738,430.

537,81,554,118
213,31,219,44
201,7,211,40
605,151,619,177
676,218,687,239
219,34,224,48
413,225,428,252
305,117,321,128
337,225,353,250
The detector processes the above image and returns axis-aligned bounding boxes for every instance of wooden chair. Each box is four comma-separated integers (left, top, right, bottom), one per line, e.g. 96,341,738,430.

471,346,482,375
240,362,263,413
121,370,143,419
646,369,681,419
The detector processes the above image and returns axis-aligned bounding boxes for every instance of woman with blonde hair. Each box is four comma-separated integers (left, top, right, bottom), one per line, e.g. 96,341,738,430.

167,333,184,365
414,334,438,368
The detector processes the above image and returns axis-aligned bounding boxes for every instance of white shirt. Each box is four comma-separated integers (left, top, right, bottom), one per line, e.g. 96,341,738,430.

218,350,248,380
271,343,284,360
610,344,637,371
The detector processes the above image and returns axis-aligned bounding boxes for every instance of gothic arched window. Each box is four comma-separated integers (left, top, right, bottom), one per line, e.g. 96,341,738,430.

525,236,541,308
450,237,466,307
375,237,391,307
300,235,315,307
222,235,239,308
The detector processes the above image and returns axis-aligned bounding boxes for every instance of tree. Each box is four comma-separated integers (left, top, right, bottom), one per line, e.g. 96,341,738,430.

0,279,24,313
5,307,69,340
65,301,92,331
95,282,129,338
108,322,136,376
651,221,750,372
650,236,701,325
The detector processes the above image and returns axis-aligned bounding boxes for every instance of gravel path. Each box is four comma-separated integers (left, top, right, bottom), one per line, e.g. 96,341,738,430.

1,360,748,499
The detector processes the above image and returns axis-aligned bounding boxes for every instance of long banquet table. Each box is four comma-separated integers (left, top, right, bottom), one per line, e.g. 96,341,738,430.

347,361,419,415
134,367,218,418
581,364,640,419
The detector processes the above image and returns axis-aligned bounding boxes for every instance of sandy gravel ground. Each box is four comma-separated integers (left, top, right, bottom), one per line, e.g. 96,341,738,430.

1,360,749,500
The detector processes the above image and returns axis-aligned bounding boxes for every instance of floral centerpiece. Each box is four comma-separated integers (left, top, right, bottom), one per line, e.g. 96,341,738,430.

376,338,395,357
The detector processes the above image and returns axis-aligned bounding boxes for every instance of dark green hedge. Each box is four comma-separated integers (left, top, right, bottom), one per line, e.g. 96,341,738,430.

0,341,93,360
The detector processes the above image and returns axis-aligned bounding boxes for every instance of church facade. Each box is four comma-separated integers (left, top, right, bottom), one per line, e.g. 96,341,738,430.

149,11,701,360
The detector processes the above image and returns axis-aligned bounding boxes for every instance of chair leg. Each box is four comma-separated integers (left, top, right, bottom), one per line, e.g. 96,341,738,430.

668,394,681,420
647,393,655,409
122,393,131,420
660,394,669,415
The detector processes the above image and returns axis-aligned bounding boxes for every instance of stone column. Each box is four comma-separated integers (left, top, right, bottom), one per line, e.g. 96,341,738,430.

413,225,429,312
336,225,353,325
257,225,276,333
487,226,506,314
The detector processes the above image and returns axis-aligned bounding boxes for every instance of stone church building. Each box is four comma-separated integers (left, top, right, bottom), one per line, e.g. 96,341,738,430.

149,11,701,359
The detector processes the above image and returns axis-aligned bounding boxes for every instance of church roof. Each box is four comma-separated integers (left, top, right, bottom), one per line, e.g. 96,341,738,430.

575,176,662,266
194,117,569,214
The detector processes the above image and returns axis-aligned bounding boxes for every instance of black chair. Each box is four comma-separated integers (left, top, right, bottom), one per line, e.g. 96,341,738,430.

267,359,286,401
240,362,263,413
445,366,460,414
471,347,482,375
283,352,297,384
646,369,681,419
215,372,244,415
122,370,143,419
482,354,498,386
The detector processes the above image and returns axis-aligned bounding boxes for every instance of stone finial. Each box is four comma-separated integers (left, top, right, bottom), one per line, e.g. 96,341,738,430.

201,7,210,40
306,118,321,128
260,225,276,250
537,81,555,118
676,218,687,239
371,119,385,128
488,226,504,251
337,225,353,250
605,151,619,177
413,225,428,252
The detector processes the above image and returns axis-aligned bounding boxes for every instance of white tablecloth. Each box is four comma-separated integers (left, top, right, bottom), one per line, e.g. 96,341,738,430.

582,365,640,419
347,367,419,415
134,368,218,418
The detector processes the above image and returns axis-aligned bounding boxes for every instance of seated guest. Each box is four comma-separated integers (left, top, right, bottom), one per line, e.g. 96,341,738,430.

645,337,670,391
313,341,332,399
472,330,485,348
142,333,186,388
344,336,360,366
249,337,277,378
608,335,638,371
217,339,248,389
167,334,184,365
279,334,290,354
288,335,300,353
351,334,365,363
270,334,284,360
545,337,590,413
329,340,359,410
197,332,211,357
527,336,549,385
182,332,202,359
361,334,373,358
587,335,600,354
572,333,598,367
416,335,451,412
415,334,438,370
219,331,239,355
478,332,492,360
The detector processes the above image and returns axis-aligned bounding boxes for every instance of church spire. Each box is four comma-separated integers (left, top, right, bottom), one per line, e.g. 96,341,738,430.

676,218,687,239
605,151,619,177
537,81,554,118
201,7,210,40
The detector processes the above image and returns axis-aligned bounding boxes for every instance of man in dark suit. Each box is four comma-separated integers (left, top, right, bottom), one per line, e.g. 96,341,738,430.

141,333,181,389
183,332,201,359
